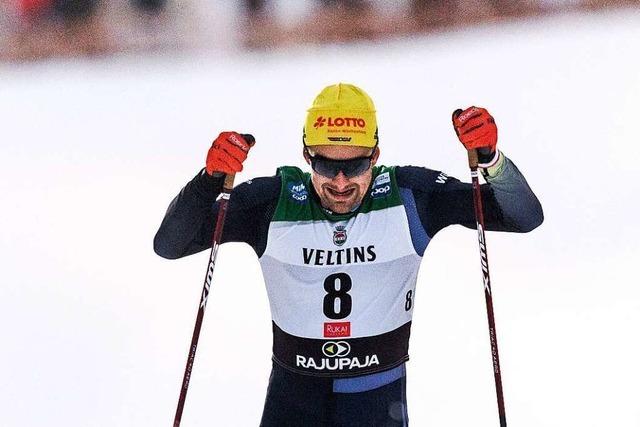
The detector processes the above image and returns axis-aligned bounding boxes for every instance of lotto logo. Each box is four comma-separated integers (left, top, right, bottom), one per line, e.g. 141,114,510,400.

313,116,366,128
324,322,351,337
314,117,327,128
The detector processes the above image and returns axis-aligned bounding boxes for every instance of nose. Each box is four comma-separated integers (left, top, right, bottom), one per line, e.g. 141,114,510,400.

332,171,350,188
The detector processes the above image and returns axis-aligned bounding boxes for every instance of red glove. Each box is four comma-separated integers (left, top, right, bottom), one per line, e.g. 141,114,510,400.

205,132,253,175
452,106,498,152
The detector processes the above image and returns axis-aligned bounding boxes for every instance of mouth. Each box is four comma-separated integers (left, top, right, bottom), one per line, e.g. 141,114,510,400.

325,187,356,201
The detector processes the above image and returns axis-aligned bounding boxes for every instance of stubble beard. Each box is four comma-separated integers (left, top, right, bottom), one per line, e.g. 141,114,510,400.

320,185,362,214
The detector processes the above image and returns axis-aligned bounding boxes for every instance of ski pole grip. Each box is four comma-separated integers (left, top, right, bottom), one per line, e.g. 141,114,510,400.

467,149,479,169
222,133,255,191
223,174,236,190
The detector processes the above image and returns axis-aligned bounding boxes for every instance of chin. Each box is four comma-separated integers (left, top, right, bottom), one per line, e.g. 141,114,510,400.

325,199,359,214
331,205,351,214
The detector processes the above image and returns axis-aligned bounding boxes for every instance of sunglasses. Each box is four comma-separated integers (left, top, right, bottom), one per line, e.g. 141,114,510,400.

305,148,376,178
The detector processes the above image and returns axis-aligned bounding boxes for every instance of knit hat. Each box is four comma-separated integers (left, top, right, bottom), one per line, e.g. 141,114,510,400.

303,83,378,148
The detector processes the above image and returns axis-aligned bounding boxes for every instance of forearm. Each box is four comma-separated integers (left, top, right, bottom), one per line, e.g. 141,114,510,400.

154,169,223,259
483,152,544,232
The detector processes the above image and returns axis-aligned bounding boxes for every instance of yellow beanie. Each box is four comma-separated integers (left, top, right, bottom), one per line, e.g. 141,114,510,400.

303,83,378,148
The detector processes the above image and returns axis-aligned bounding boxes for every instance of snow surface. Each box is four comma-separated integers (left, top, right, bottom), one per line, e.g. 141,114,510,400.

1,8,640,427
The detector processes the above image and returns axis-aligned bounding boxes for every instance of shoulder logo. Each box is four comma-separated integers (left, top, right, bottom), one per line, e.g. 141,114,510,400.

370,185,391,198
435,172,449,184
370,172,392,199
333,225,347,246
373,172,390,186
288,181,308,203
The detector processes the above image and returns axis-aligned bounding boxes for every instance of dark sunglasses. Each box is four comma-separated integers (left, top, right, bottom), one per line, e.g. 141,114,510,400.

305,148,376,178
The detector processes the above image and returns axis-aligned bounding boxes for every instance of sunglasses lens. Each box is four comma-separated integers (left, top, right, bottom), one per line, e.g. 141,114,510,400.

312,157,371,178
342,159,371,177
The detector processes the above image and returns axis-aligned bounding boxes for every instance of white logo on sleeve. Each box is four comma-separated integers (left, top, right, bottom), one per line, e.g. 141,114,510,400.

374,172,390,186
436,172,449,184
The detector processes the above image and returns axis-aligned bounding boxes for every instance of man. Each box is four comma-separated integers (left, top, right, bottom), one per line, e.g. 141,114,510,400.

154,83,543,426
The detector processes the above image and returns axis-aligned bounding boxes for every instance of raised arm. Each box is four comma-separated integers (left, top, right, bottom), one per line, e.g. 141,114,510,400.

153,131,280,259
396,106,543,238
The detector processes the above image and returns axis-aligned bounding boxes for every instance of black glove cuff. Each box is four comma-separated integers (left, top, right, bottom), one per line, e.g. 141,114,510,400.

477,147,496,165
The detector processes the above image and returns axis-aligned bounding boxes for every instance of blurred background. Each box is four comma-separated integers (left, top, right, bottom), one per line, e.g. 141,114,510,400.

2,1,640,427
2,0,639,59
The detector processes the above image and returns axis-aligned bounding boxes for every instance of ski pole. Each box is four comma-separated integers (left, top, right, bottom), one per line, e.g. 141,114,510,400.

466,146,508,427
173,134,255,427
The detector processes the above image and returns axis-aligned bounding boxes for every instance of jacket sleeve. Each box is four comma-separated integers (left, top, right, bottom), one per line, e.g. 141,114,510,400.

396,152,543,238
153,169,281,259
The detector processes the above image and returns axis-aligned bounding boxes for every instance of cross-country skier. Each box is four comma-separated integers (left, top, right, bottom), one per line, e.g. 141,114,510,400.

154,83,543,426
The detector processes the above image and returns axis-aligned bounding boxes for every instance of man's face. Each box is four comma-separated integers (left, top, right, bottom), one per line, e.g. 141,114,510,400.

304,145,380,214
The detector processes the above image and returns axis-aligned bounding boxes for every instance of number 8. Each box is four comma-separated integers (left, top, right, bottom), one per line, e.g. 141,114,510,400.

323,273,352,319
405,289,413,311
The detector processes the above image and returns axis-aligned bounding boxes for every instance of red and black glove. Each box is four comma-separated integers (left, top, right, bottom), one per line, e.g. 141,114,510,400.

205,132,254,176
452,106,499,166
